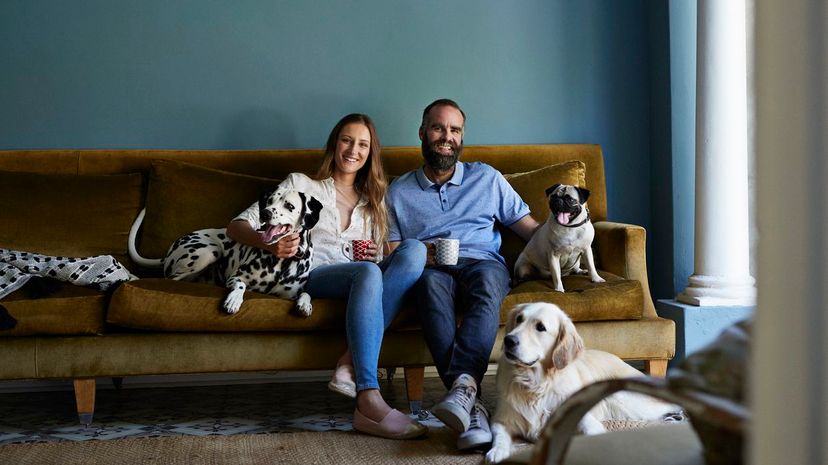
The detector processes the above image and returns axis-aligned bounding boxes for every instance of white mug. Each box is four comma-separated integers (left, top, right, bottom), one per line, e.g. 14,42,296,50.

433,238,460,266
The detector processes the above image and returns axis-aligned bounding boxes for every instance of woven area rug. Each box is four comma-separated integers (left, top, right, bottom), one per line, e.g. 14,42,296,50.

0,420,668,465
0,426,494,465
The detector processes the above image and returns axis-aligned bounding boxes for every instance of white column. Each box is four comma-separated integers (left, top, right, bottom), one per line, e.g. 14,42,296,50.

677,0,756,306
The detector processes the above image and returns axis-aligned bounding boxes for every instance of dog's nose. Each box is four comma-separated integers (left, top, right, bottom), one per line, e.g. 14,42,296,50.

260,209,272,222
504,334,518,349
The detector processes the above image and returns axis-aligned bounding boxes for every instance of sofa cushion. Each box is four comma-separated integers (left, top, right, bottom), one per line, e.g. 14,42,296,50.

503,273,643,322
138,160,281,259
0,285,106,336
504,160,586,222
499,160,586,270
388,273,642,332
0,170,143,260
108,279,349,332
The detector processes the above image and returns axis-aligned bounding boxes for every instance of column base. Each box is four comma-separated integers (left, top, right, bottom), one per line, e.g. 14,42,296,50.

656,299,754,367
676,274,756,306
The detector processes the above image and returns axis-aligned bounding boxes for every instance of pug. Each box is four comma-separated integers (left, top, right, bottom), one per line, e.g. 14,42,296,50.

514,184,605,292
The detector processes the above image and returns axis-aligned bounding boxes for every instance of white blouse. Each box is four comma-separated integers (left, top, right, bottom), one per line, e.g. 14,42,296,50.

234,173,377,269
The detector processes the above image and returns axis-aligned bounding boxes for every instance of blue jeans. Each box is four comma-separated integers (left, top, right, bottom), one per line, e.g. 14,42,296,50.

413,258,511,390
305,239,426,391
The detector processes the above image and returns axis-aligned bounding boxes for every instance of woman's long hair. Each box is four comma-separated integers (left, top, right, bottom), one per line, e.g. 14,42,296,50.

313,113,388,244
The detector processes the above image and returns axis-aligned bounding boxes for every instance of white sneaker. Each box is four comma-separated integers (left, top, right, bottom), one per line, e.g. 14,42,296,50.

431,374,477,432
457,400,492,450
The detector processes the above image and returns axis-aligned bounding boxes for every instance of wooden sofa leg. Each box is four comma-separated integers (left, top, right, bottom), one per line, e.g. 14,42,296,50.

404,367,425,417
73,378,96,426
644,359,668,377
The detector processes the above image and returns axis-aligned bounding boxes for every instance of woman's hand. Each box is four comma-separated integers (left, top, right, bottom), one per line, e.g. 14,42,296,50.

363,241,381,262
269,233,300,258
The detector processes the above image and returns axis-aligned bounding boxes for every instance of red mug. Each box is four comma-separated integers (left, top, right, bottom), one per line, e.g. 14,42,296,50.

342,239,374,261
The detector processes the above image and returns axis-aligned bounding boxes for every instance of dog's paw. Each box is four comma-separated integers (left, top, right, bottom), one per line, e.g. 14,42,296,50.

223,290,244,314
590,275,606,284
554,285,565,292
485,445,510,464
578,415,607,435
295,292,312,317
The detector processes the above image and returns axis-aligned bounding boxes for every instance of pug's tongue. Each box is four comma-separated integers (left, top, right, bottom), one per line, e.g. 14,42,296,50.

556,212,572,225
261,224,290,244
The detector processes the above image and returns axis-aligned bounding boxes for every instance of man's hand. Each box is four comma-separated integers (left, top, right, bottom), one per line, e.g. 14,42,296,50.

269,233,300,258
425,242,437,266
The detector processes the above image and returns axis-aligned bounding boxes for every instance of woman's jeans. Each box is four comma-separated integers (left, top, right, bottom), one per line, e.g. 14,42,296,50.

305,239,426,392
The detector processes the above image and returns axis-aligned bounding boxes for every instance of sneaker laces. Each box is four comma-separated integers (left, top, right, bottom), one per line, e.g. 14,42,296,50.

468,401,489,430
450,384,476,413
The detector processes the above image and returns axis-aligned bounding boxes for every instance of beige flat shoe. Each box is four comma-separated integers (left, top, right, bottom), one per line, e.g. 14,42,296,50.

328,363,356,398
353,408,428,440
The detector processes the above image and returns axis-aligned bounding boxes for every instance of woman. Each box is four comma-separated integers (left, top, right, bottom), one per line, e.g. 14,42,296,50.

227,113,427,439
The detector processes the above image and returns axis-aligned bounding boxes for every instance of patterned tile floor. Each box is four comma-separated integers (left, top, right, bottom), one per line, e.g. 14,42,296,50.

0,373,498,445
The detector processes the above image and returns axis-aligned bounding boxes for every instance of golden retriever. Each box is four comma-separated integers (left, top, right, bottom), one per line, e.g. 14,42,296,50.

485,302,677,464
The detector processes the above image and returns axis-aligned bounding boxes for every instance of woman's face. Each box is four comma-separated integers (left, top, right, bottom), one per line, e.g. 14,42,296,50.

334,123,371,176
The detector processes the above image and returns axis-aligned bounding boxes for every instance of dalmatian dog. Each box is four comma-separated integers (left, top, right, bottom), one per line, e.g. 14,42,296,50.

128,190,323,316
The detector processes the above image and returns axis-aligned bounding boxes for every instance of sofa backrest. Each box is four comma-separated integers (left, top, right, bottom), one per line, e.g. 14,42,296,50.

0,144,607,220
0,145,606,271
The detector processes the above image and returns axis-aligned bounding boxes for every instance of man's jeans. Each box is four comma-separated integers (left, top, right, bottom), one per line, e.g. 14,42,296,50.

413,258,511,390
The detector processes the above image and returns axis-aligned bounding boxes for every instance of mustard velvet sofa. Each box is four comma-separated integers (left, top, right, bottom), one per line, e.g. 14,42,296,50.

0,145,674,424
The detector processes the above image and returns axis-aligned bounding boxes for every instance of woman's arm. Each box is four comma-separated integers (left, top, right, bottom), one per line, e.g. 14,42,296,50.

225,175,303,258
226,219,300,258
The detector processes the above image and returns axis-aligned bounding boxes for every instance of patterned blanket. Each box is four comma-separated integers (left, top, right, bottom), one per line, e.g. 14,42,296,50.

0,248,137,300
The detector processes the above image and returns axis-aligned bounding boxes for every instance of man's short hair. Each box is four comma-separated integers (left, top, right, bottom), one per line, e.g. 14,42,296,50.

421,98,466,129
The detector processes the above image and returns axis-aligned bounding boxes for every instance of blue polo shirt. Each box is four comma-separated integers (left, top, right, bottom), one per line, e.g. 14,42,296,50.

387,162,530,264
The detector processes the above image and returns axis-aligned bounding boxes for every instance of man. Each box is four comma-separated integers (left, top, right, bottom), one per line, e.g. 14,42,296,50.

386,99,539,450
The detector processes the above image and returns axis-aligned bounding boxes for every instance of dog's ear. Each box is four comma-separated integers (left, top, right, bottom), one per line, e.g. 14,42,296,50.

543,314,585,372
576,187,590,204
545,184,561,197
301,194,323,230
505,303,529,331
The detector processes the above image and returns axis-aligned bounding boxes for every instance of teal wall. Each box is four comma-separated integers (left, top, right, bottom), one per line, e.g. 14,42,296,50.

1,1,698,301
647,1,674,300
668,0,696,296
0,0,654,227
646,0,696,299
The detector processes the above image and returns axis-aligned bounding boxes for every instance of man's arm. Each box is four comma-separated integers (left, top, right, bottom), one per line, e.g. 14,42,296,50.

509,215,542,242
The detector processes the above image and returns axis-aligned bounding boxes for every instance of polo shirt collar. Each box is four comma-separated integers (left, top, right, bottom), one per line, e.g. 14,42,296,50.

415,162,465,190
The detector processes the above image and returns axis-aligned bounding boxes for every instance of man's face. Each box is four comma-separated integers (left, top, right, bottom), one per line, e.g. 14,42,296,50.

420,105,464,171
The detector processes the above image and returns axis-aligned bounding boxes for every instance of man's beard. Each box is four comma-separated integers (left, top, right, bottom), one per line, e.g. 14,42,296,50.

422,139,463,171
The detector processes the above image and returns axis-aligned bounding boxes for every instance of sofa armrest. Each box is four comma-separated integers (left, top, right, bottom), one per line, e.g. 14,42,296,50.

593,221,646,281
529,377,749,465
593,221,656,318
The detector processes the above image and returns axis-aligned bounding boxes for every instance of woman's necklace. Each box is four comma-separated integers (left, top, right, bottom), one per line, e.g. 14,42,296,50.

334,181,359,231
335,181,359,209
